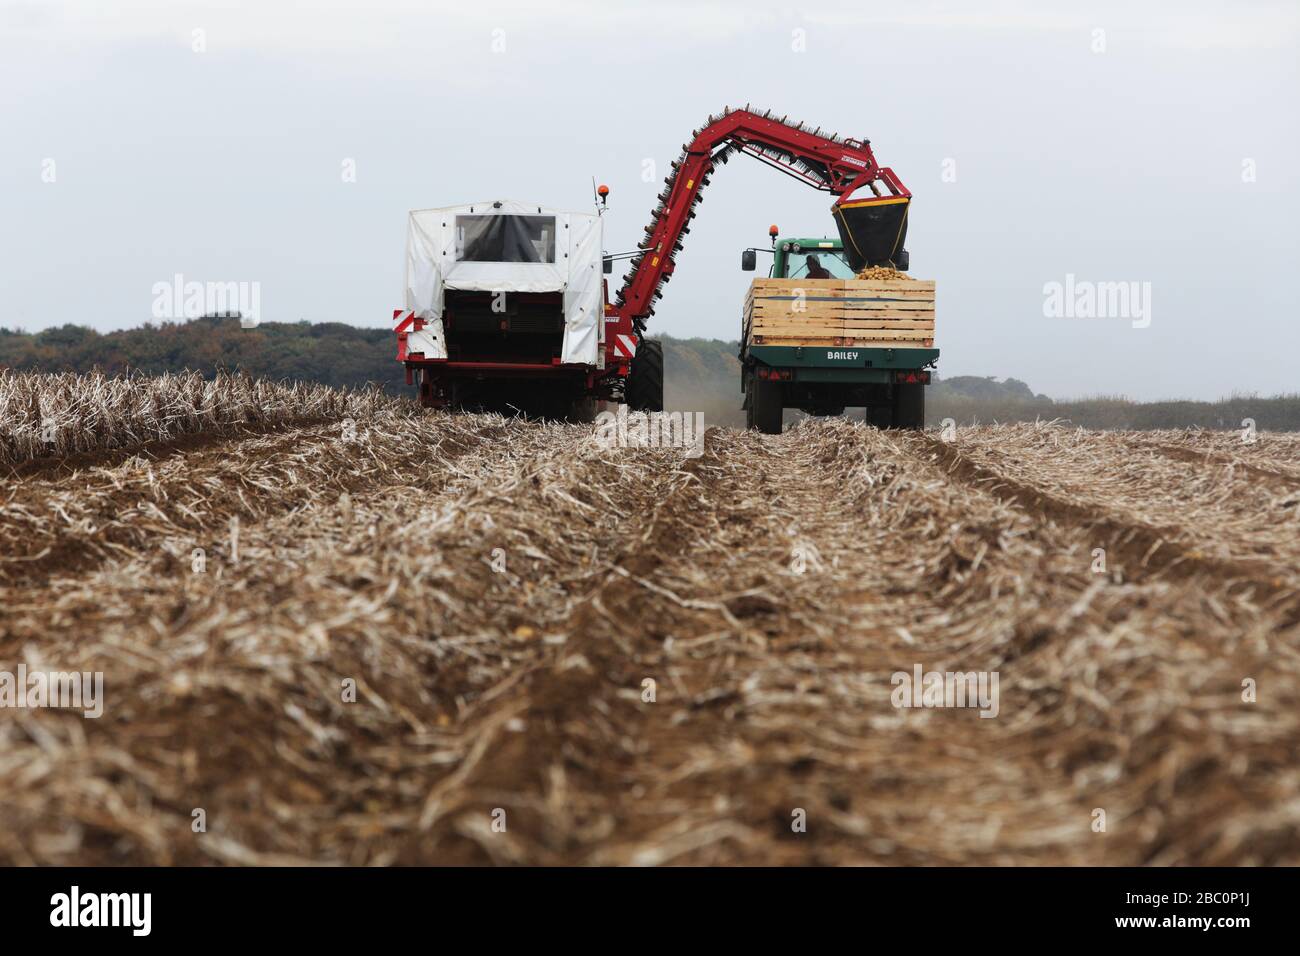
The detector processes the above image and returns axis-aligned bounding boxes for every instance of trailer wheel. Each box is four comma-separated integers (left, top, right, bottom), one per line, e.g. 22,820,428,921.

626,338,664,412
866,403,893,429
893,383,926,430
747,374,784,434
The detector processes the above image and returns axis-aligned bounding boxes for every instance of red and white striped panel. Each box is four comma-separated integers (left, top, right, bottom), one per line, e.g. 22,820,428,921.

611,334,638,359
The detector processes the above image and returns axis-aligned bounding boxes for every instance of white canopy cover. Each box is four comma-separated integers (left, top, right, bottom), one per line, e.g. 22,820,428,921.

403,200,604,366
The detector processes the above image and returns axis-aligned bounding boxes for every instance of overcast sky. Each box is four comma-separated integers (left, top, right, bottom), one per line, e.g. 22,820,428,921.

2,0,1297,400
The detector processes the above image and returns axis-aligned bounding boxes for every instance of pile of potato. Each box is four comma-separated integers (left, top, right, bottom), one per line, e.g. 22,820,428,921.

854,265,914,281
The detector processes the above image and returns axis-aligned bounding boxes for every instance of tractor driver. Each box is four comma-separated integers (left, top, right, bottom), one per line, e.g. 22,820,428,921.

804,255,832,279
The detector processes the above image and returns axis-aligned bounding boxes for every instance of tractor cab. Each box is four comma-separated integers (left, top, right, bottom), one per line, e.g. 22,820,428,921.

742,228,909,277
770,237,855,279
741,234,870,279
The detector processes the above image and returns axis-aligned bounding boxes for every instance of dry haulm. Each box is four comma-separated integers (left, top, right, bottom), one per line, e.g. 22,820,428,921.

0,369,396,470
0,373,1297,865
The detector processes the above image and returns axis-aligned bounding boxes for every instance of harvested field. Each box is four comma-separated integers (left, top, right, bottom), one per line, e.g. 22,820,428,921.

1,375,1298,865
0,370,389,471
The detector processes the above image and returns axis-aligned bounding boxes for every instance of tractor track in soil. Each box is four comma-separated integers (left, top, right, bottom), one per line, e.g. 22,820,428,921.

2,416,342,483
0,416,518,589
1139,441,1300,493
916,434,1298,619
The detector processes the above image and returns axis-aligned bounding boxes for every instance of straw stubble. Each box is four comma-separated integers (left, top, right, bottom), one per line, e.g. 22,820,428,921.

1,373,1296,865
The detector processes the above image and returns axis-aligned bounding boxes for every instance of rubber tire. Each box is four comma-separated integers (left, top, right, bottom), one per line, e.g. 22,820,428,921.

626,338,664,413
419,371,438,409
893,383,926,430
568,396,598,423
866,404,893,429
748,375,784,434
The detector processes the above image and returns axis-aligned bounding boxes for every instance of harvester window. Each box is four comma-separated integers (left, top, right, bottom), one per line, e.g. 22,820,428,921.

456,215,556,264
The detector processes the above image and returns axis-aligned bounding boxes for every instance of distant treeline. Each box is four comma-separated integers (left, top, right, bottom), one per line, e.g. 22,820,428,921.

3,318,1297,430
929,392,1300,431
0,318,401,392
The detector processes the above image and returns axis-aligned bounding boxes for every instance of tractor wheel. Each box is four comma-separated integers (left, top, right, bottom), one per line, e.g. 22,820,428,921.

747,375,784,434
893,383,926,430
626,338,664,412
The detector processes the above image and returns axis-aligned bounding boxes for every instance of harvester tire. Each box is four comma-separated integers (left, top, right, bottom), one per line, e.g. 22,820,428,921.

626,338,664,413
568,396,598,423
419,371,438,409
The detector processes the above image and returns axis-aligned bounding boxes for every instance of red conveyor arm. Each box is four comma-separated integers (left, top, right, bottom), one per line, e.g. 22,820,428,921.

611,106,910,335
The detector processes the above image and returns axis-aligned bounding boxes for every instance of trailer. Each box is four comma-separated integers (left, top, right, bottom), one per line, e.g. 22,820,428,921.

739,233,937,433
